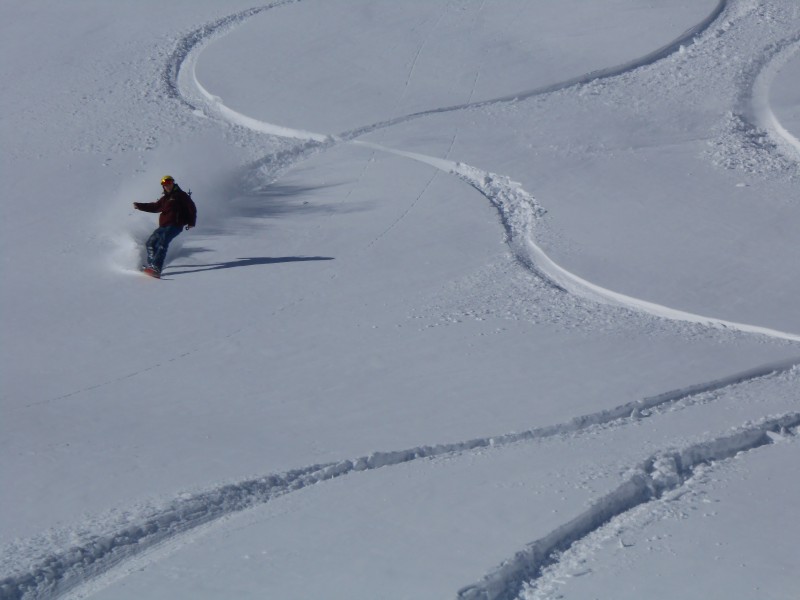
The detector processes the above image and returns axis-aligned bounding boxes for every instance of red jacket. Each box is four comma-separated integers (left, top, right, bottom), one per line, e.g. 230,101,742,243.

135,185,197,228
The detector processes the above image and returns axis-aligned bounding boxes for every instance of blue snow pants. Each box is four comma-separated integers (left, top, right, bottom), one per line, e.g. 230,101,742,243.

146,225,182,272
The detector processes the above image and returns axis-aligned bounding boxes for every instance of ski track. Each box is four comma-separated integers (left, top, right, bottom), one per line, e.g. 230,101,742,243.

457,413,800,600
3,358,799,600
174,0,800,344
7,1,800,598
163,1,301,112
340,0,728,140
750,36,800,161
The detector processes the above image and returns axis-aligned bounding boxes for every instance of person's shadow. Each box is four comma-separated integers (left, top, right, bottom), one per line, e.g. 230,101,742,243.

166,256,334,275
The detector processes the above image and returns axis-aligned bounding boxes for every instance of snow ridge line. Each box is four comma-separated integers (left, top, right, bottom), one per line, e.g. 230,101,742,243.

338,0,729,140
172,3,800,343
358,139,800,342
167,0,727,141
163,1,299,110
456,412,800,600
352,140,799,342
750,35,800,162
0,463,334,600
2,359,796,600
450,162,800,342
169,0,332,144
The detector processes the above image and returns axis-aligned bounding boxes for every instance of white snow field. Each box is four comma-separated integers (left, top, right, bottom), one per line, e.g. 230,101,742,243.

2,1,799,599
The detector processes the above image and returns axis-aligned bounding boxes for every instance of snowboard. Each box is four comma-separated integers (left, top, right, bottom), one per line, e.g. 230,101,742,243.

141,266,161,279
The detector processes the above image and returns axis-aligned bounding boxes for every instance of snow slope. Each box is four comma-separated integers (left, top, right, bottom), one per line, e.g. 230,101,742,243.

2,1,799,599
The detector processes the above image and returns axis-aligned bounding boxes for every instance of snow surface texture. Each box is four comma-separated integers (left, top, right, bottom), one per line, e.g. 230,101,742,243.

2,1,800,599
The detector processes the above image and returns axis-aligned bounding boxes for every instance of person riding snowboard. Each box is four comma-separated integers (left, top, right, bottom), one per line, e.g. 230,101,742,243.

133,175,197,277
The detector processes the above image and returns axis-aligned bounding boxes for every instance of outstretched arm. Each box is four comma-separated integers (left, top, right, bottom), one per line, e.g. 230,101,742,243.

133,201,160,213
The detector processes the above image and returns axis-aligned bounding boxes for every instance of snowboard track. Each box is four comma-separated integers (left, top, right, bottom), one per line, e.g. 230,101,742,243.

339,0,728,140
170,0,800,343
749,34,800,163
163,1,800,596
162,1,301,111
457,413,800,600
3,359,798,600
162,0,727,139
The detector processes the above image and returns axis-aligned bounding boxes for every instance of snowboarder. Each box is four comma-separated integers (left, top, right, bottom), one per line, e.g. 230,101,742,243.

133,175,197,278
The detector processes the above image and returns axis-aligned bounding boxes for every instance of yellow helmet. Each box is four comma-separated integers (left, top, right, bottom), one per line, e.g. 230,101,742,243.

160,175,174,185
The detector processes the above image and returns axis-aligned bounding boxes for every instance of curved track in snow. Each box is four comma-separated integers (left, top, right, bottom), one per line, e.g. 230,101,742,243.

340,0,728,139
165,1,800,597
750,36,800,161
173,0,800,343
169,0,728,141
458,413,800,600
2,357,798,600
